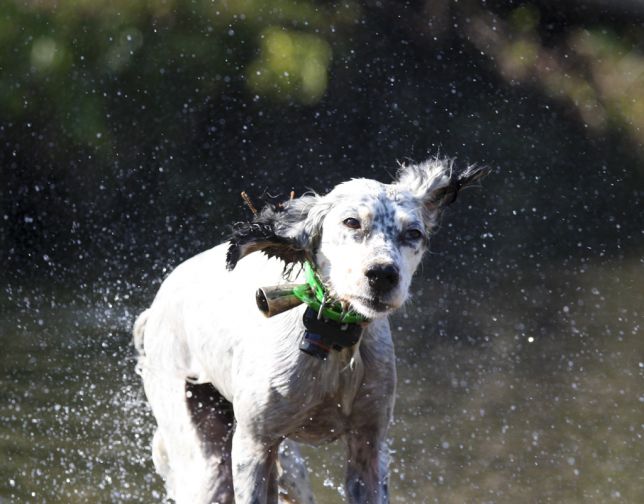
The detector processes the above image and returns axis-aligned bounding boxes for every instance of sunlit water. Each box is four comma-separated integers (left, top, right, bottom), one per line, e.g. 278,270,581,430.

1,258,642,503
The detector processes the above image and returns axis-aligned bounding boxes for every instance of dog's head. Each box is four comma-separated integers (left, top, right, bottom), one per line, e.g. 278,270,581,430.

227,158,488,319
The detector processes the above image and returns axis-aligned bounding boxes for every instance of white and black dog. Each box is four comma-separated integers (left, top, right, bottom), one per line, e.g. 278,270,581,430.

134,158,488,504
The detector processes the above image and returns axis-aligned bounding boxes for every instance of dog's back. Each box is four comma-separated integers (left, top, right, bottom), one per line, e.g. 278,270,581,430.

136,243,300,391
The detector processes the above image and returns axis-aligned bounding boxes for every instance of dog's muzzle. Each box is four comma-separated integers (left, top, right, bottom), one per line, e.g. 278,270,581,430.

365,264,400,295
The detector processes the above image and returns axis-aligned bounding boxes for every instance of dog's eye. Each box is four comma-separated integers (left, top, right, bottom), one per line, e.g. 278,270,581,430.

402,229,423,241
343,217,361,229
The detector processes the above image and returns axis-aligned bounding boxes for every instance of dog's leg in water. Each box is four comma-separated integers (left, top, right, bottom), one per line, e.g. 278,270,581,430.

345,432,389,504
141,375,235,503
231,426,280,504
276,439,316,504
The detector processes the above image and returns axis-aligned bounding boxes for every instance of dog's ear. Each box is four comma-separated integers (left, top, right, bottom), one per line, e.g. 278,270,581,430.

226,195,324,270
395,158,489,224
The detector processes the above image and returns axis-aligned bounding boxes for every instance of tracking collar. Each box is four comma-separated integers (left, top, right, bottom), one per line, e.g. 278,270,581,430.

299,306,363,359
295,261,367,359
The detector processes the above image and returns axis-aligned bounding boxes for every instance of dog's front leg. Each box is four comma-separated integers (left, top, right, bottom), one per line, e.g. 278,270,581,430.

232,427,279,504
345,431,389,504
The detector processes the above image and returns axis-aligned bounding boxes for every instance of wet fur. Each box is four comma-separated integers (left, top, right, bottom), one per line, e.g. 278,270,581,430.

134,158,488,503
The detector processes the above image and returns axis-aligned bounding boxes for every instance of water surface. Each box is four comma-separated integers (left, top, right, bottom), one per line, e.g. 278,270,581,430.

2,256,641,502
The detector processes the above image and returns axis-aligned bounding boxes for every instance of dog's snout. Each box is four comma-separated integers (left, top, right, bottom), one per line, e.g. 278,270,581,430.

366,264,400,293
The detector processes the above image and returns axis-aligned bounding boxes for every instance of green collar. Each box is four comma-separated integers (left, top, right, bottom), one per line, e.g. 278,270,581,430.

292,261,368,324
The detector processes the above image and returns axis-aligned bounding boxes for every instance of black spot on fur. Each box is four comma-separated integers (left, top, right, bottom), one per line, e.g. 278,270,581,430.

185,381,235,468
186,382,234,427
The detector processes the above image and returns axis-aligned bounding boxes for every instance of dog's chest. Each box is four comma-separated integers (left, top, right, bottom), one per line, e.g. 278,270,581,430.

289,398,352,443
276,351,365,444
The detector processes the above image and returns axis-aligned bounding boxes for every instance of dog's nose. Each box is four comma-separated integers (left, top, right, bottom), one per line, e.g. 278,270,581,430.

365,264,400,293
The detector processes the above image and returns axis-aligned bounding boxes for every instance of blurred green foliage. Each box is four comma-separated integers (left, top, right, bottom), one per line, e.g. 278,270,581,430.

247,27,332,104
1,0,642,158
468,4,644,155
0,0,355,148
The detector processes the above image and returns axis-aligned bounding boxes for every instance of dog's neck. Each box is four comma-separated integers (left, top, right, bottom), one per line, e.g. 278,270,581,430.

291,260,368,325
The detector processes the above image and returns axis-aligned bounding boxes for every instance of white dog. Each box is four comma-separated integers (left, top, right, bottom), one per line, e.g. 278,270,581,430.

134,158,488,504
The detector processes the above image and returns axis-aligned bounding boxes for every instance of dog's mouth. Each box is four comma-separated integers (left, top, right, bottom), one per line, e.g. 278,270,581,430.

347,295,395,317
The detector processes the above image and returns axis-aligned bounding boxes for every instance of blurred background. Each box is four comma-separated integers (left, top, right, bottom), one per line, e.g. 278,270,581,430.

1,0,642,502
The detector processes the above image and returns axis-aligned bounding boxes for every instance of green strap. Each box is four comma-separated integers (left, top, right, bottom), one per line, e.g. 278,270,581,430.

292,261,367,324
